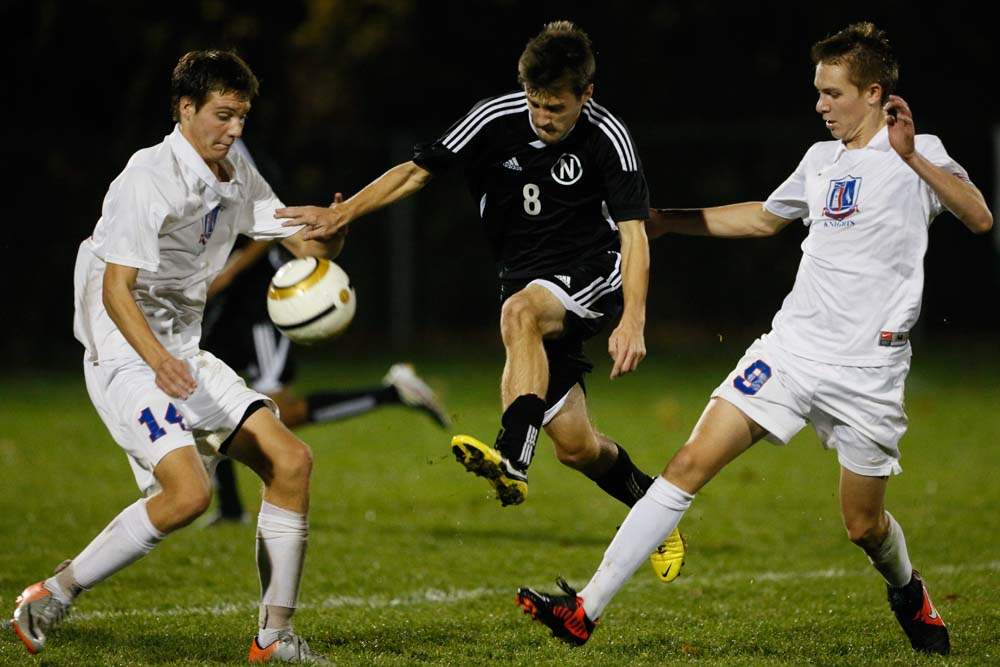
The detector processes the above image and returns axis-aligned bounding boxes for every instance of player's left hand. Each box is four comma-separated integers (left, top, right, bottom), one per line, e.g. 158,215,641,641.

608,318,646,379
884,95,916,161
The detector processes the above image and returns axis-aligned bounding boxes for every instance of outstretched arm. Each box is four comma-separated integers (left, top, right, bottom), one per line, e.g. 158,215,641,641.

884,95,992,234
645,203,792,240
277,162,433,241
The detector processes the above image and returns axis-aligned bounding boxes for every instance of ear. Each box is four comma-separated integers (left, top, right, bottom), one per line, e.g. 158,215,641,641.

866,83,883,107
581,83,594,103
178,96,196,122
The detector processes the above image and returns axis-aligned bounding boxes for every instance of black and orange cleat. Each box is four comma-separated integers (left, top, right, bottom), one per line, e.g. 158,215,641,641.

516,577,596,646
888,570,950,655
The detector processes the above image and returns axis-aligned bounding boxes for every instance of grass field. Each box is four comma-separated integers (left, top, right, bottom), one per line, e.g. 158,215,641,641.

1,340,998,665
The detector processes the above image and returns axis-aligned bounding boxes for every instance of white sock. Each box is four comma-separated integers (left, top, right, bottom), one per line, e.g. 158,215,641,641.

57,498,165,594
256,501,308,635
869,511,913,588
580,477,693,619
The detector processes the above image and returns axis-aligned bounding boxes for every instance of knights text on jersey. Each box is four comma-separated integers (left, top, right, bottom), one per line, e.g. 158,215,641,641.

412,91,649,279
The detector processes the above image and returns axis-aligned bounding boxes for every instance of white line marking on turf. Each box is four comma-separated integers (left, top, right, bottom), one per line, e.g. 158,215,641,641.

12,560,998,625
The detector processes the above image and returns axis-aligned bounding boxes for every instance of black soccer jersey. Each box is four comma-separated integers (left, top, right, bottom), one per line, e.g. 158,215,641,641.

413,91,649,280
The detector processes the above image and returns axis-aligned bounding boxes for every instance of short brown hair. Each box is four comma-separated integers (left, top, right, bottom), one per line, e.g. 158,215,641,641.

170,50,259,121
517,21,595,97
811,22,898,103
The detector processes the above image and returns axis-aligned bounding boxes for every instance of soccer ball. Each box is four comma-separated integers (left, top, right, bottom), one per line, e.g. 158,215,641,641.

266,257,356,345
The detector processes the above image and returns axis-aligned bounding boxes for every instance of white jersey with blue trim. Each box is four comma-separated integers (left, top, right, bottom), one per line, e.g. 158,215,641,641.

763,126,969,366
73,129,298,364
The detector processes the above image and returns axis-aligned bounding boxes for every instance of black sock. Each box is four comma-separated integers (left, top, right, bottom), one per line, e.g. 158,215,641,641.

496,394,546,471
591,443,654,507
214,458,244,518
306,385,400,423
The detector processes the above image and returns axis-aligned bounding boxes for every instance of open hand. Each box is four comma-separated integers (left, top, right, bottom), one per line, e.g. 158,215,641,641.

884,95,916,161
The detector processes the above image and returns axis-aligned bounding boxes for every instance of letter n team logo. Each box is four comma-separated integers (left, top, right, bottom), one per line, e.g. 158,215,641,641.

199,204,222,245
551,153,583,185
823,175,862,220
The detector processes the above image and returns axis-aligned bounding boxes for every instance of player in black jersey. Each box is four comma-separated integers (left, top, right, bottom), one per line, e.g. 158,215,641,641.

278,21,685,581
200,145,450,525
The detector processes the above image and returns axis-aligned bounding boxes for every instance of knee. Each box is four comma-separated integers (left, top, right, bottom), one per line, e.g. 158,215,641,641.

500,296,540,345
270,440,314,487
162,480,212,526
845,513,887,549
554,441,600,470
664,442,700,481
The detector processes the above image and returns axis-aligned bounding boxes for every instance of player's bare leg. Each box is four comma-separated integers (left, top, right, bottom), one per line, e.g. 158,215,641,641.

10,447,208,654
839,468,949,654
499,285,565,406
518,398,763,642
452,285,564,505
544,386,686,582
228,409,326,663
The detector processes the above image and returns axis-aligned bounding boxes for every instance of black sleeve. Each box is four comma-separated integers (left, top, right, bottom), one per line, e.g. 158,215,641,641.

591,115,650,222
412,94,513,175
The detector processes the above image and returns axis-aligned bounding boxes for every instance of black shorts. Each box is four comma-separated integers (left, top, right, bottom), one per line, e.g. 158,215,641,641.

202,298,296,392
500,250,624,418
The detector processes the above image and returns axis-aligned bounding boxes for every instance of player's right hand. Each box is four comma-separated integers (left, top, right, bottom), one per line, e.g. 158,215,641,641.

155,356,197,400
276,203,351,241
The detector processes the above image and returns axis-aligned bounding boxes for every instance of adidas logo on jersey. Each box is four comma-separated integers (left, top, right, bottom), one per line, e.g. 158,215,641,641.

554,275,571,288
502,157,523,171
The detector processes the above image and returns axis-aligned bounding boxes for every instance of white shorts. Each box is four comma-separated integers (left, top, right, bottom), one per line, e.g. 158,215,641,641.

84,350,276,495
712,335,909,477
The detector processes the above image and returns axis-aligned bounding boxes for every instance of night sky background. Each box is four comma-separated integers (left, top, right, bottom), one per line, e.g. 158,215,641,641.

4,0,996,365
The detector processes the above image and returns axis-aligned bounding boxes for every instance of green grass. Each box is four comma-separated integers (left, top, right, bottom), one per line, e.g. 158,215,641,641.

1,341,998,665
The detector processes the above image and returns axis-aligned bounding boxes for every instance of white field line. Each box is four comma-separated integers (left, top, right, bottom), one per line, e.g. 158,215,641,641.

5,560,998,626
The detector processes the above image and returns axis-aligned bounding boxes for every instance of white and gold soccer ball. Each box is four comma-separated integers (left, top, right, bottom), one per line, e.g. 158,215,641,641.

266,257,356,345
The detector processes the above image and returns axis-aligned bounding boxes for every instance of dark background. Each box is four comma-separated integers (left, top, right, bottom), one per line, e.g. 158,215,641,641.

4,0,996,365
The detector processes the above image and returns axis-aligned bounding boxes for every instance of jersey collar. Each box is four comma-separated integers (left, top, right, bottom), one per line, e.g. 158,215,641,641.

833,125,891,161
167,124,242,194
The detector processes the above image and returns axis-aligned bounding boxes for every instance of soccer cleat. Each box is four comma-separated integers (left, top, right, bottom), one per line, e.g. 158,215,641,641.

384,363,450,428
248,629,330,664
451,434,528,506
649,527,686,583
516,577,596,646
887,570,950,654
10,581,71,655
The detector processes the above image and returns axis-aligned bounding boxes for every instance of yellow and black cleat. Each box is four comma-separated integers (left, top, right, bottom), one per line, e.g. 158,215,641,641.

451,434,528,506
649,527,687,583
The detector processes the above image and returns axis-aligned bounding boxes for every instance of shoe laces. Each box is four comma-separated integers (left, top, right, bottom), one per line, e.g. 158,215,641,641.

555,577,578,598
34,594,70,629
273,629,327,663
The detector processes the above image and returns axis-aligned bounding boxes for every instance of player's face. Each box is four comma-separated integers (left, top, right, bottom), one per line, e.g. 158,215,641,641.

814,62,882,146
178,91,250,164
525,84,593,144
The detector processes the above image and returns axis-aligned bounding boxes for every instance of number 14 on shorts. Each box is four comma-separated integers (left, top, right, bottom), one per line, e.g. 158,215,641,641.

138,403,187,442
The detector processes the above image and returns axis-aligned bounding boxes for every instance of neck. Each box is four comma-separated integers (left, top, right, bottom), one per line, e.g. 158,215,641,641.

843,113,886,150
178,125,229,181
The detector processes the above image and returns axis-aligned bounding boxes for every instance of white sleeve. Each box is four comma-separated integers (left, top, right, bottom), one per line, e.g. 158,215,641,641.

91,167,168,271
763,151,811,222
242,160,301,240
916,134,971,218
